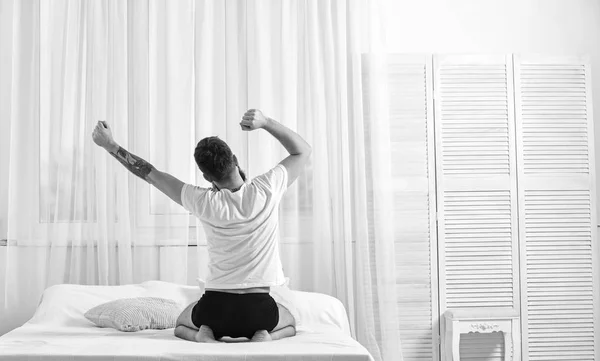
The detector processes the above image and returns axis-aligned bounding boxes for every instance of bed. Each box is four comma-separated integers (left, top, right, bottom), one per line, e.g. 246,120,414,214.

0,280,373,361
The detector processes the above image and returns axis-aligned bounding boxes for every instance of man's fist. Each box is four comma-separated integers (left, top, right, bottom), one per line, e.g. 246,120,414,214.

92,120,116,150
240,109,268,131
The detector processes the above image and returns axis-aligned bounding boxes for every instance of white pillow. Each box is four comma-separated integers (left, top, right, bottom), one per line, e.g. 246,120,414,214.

28,281,203,327
84,297,182,332
291,291,352,335
28,283,146,327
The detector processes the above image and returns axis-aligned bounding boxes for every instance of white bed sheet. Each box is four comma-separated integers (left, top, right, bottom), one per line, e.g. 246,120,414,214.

0,323,373,361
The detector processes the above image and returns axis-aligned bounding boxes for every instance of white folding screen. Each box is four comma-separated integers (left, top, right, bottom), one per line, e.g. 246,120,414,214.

514,55,599,361
387,54,438,361
433,55,520,315
388,54,599,361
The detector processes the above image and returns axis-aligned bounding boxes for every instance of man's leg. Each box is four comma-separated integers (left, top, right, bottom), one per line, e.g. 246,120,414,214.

251,302,296,342
270,302,297,340
174,301,220,343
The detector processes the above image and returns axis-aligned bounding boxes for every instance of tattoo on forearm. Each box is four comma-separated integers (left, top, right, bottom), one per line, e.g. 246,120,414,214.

109,146,156,182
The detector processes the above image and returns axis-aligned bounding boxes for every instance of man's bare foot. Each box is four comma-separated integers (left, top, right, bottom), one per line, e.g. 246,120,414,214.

250,330,272,342
196,325,220,343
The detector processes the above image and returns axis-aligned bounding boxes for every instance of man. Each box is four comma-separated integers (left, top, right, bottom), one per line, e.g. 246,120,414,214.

92,109,311,342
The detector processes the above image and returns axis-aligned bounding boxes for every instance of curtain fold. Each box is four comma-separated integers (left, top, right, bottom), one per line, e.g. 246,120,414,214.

1,1,401,359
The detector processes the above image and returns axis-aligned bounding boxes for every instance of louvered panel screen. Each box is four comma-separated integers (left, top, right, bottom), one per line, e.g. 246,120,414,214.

388,54,438,361
524,190,594,361
520,63,589,174
434,55,520,316
439,63,510,176
443,190,513,308
515,55,599,361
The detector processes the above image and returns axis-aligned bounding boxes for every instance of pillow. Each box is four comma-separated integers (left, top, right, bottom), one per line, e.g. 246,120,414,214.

29,283,147,327
84,297,182,332
288,290,351,335
28,281,203,327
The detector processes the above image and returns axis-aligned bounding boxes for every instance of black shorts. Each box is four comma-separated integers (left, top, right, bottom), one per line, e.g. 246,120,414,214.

191,291,279,339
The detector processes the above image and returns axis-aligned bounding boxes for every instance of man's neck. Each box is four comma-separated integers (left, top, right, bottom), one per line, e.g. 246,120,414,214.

214,172,245,192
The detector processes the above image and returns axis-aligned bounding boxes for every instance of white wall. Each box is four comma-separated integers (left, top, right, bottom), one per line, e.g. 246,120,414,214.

383,0,600,211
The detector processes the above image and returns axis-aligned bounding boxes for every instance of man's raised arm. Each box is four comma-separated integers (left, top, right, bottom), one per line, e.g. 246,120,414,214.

92,121,184,206
240,110,311,187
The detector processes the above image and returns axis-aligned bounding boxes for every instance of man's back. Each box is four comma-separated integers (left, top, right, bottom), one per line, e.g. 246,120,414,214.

181,164,289,290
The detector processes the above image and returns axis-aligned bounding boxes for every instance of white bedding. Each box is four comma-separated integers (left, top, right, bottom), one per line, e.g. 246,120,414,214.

0,324,371,361
0,281,373,361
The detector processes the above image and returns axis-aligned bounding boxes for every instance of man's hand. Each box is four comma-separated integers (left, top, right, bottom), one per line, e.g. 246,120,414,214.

92,120,118,152
240,109,269,131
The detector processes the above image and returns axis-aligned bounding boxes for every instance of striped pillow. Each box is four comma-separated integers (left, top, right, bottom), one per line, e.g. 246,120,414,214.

84,297,182,332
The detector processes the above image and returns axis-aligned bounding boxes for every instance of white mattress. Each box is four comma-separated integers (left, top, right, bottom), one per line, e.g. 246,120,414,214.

0,323,372,361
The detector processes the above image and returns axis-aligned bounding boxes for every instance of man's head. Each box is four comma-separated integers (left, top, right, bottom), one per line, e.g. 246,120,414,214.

194,136,245,184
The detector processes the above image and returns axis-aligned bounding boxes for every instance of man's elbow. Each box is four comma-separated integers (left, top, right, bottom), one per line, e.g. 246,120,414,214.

302,144,312,157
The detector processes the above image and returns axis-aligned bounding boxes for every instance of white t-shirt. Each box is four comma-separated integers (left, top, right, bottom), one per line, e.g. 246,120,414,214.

181,164,288,289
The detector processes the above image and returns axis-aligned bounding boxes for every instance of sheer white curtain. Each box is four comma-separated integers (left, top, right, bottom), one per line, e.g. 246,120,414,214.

1,0,401,359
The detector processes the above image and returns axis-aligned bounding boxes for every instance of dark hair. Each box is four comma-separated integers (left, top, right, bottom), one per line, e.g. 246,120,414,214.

194,136,246,182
